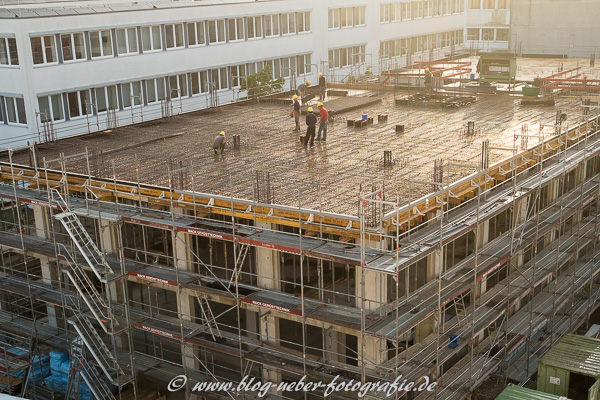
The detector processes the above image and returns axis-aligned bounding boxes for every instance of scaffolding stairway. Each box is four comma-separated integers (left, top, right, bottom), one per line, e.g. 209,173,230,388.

65,337,116,400
50,188,133,396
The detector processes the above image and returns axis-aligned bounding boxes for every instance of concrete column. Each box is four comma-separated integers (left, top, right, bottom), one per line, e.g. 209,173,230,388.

171,208,199,375
360,335,387,370
254,220,282,388
323,326,345,363
355,266,387,313
33,205,58,327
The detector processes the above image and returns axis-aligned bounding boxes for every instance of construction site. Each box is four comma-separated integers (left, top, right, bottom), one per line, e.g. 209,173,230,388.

1,54,600,400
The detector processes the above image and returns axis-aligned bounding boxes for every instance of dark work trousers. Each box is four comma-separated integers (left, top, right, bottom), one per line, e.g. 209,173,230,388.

305,126,316,147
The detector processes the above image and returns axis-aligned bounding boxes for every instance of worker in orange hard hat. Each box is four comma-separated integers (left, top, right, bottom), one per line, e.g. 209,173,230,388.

318,72,327,101
212,131,226,154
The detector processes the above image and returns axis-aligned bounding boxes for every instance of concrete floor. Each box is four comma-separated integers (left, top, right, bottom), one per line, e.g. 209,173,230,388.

4,91,584,215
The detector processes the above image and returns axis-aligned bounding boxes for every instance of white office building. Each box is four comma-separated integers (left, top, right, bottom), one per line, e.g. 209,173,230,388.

0,0,465,148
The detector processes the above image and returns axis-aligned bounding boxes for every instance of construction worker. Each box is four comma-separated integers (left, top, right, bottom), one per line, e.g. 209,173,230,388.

316,102,328,142
424,68,433,92
292,95,301,131
304,107,317,148
318,72,326,101
212,131,226,154
297,81,312,103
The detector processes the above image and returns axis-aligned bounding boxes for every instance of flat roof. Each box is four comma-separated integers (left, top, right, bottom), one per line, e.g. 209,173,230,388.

495,384,572,400
3,89,583,215
539,334,600,379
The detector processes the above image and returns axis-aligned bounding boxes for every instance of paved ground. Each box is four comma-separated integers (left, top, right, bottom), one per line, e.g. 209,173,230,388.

3,89,585,215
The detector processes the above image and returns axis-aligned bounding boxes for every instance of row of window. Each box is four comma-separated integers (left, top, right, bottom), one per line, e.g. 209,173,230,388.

328,7,366,30
37,53,313,123
30,13,311,66
0,96,27,125
0,37,19,66
328,45,366,69
467,28,509,42
379,30,463,59
468,0,510,9
380,0,464,23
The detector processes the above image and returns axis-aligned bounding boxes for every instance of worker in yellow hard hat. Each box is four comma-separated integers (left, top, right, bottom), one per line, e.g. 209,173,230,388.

291,94,301,131
318,72,327,101
316,102,329,142
297,81,309,99
304,107,317,148
212,131,226,154
424,67,433,92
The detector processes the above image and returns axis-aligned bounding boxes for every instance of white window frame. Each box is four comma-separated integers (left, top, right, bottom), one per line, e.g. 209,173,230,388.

228,18,245,42
281,13,296,35
121,81,143,109
231,64,247,88
341,8,353,28
165,23,185,50
187,22,206,47
191,70,210,95
60,32,86,63
145,78,166,104
95,85,118,113
208,20,226,44
264,15,280,37
297,12,310,33
210,67,229,91
4,96,27,125
66,90,93,119
89,30,113,59
141,25,163,53
353,6,366,26
380,4,390,23
247,16,263,40
329,9,341,29
31,35,57,65
38,94,64,123
169,74,188,99
116,28,139,56
0,37,19,66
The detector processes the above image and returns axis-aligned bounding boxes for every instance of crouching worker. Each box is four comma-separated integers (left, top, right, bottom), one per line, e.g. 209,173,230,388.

213,131,226,154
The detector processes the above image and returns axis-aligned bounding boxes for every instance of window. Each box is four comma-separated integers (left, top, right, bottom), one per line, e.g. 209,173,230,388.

247,16,262,39
297,12,310,33
0,37,19,66
95,86,118,112
145,78,166,104
231,64,246,87
228,18,245,42
209,68,228,91
341,8,353,28
31,35,57,65
90,30,113,58
121,81,143,108
116,28,138,55
169,74,188,99
208,20,226,44
482,0,495,8
467,28,479,41
191,71,209,95
188,22,205,47
264,15,280,37
329,9,341,28
281,56,293,77
38,94,64,122
425,0,434,16
165,24,185,49
497,0,510,8
469,0,480,8
391,3,402,21
281,13,296,35
60,33,86,62
66,90,92,118
496,29,509,41
3,97,27,125
141,26,162,52
380,4,390,23
481,28,494,41
296,54,311,75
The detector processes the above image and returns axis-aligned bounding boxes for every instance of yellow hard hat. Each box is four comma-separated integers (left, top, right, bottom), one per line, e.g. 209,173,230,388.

307,107,313,112
307,81,312,86
425,68,430,72
293,95,298,99
220,131,225,136
318,72,322,77
317,102,323,107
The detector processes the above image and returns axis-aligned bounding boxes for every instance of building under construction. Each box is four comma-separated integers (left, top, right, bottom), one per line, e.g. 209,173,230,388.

1,65,600,399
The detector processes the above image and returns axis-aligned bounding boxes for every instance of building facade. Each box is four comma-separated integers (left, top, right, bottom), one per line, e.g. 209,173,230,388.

0,0,465,148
